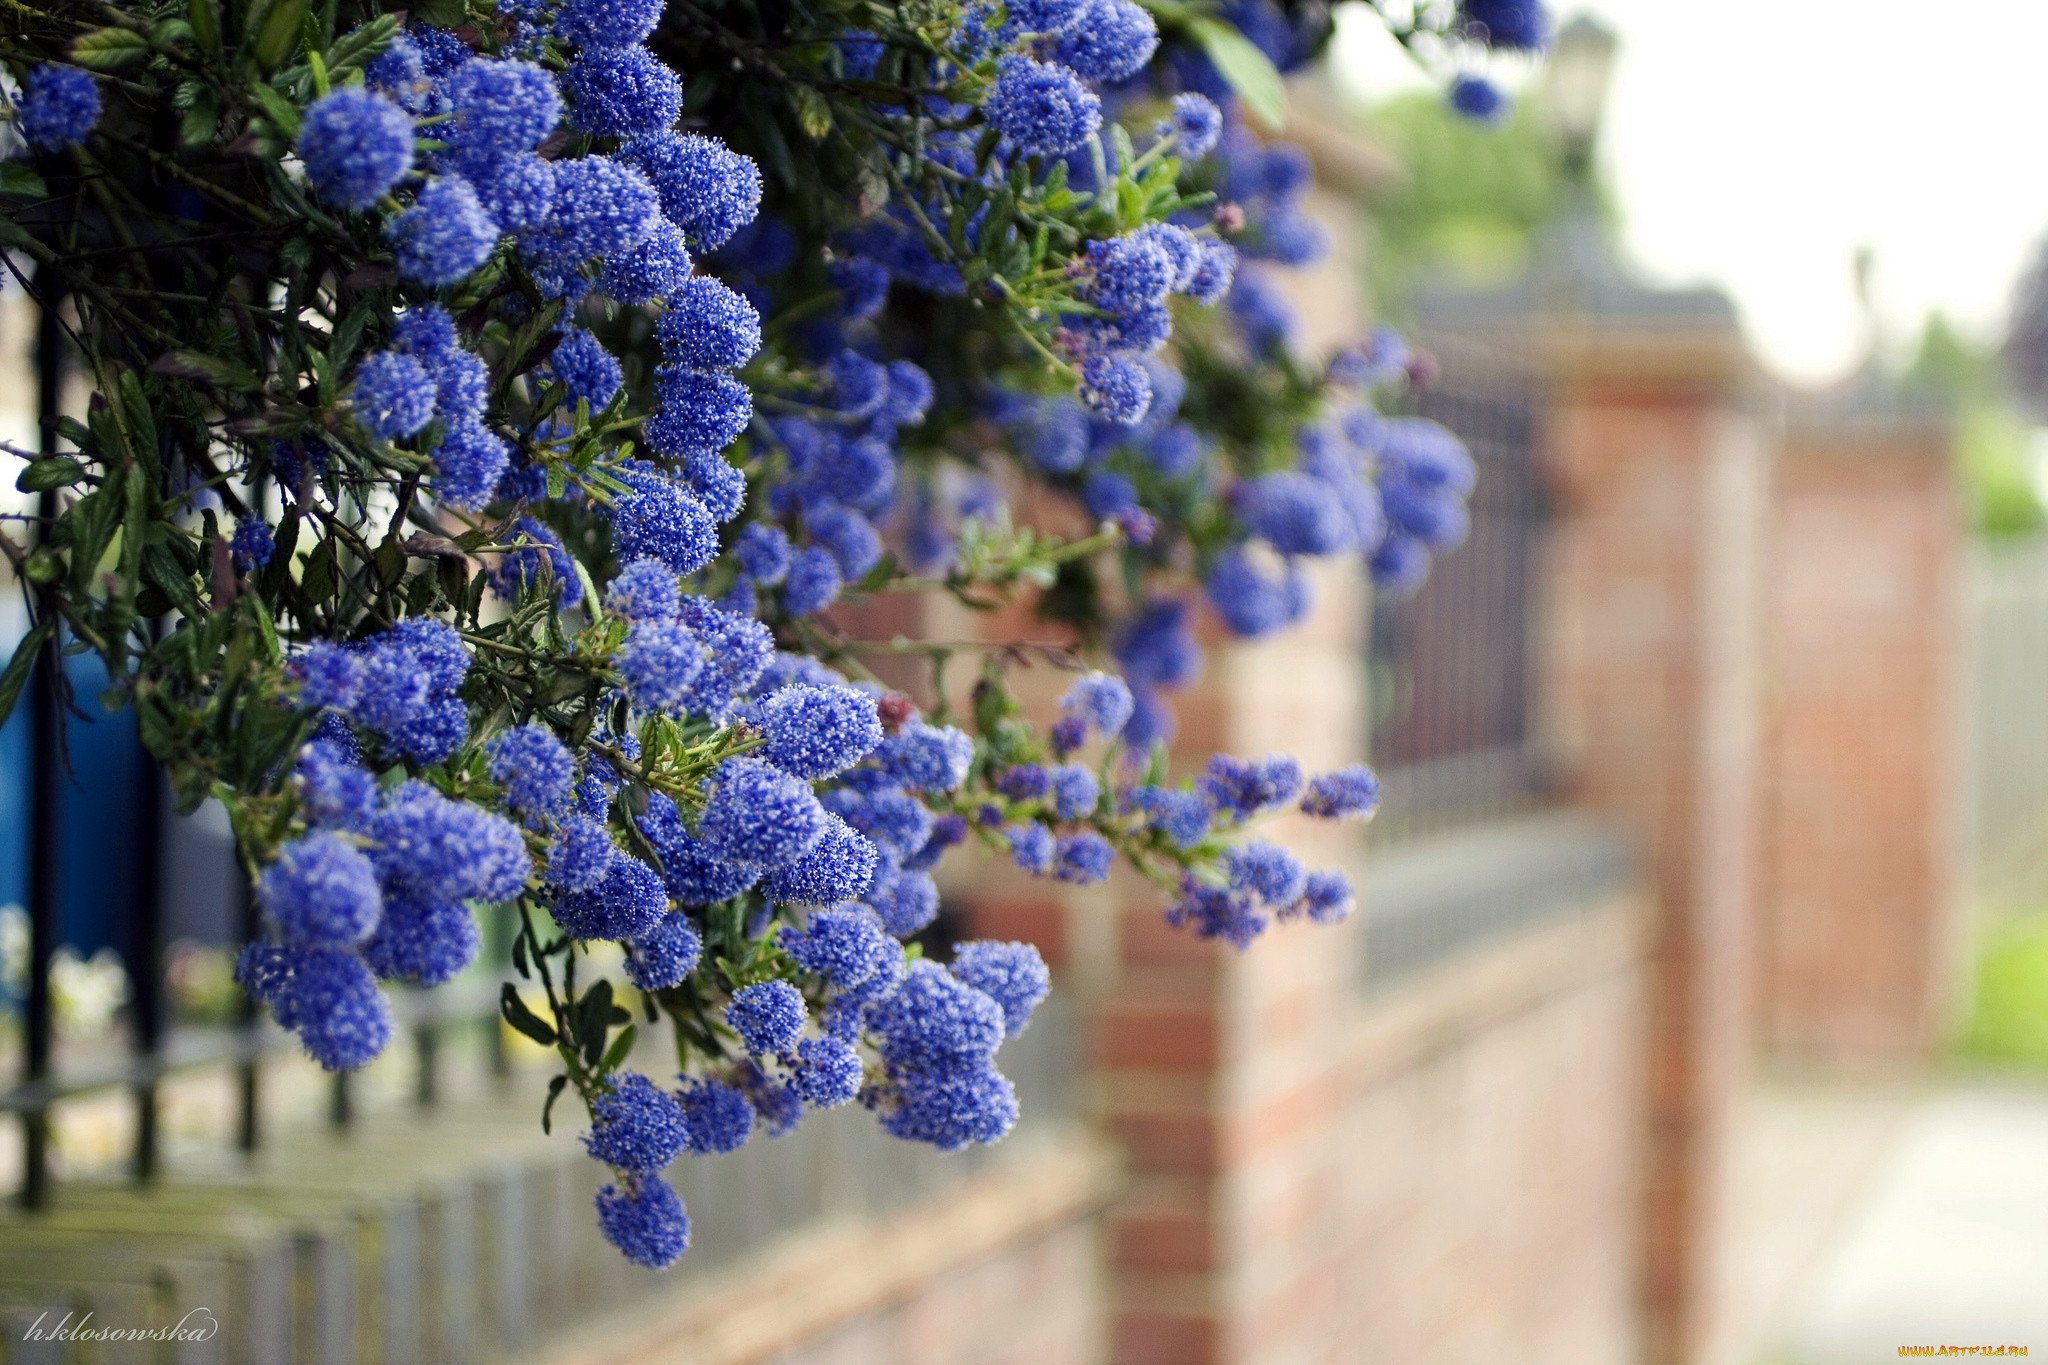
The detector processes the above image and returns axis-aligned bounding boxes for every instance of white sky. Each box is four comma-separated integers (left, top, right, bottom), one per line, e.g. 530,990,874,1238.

1330,2,2048,385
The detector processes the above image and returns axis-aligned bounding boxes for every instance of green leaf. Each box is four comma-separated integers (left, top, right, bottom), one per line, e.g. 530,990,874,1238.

180,97,220,148
500,984,558,1047
150,349,261,392
188,0,222,53
540,1073,568,1134
245,0,306,73
249,81,301,139
0,623,52,730
412,0,468,28
16,457,87,493
0,165,48,200
599,1024,637,1075
1189,17,1287,132
791,85,833,141
325,14,396,80
70,28,149,72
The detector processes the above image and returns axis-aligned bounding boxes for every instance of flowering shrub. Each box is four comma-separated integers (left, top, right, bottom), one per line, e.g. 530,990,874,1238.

3,0,1540,1266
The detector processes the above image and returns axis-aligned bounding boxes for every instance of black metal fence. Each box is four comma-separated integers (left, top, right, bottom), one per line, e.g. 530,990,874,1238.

1367,342,1551,845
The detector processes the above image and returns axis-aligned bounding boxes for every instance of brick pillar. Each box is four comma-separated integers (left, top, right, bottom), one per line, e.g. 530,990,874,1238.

1532,321,1774,1365
1754,409,1964,1067
942,560,1374,1365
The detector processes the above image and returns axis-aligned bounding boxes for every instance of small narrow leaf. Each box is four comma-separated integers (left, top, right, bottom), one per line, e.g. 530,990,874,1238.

1189,18,1287,132
500,983,558,1046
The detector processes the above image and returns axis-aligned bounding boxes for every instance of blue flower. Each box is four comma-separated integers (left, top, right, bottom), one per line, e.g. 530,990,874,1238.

1005,0,1086,32
698,757,828,869
1077,353,1152,426
294,738,377,829
1448,74,1509,122
877,721,972,793
824,784,932,861
1081,234,1176,320
431,416,511,511
15,65,100,150
487,723,575,822
392,303,459,356
545,327,623,410
781,545,843,616
657,277,762,371
1239,471,1357,556
1205,546,1311,637
298,87,414,210
617,620,703,714
726,979,806,1054
1161,92,1222,159
1050,0,1158,84
268,946,394,1070
1006,822,1055,876
762,815,879,906
585,1073,688,1172
494,516,582,606
646,369,752,458
1198,754,1303,820
554,0,663,47
1165,880,1267,950
625,912,702,990
1047,764,1100,820
792,1035,864,1107
638,793,764,903
610,477,718,575
443,58,561,158
867,960,1003,1074
947,941,1048,1037
1300,766,1380,820
351,350,436,442
676,1077,754,1153
883,360,934,427
606,557,680,621
1458,0,1549,50
1297,869,1355,924
1225,839,1307,906
1060,672,1133,742
261,833,382,949
879,1065,1018,1150
553,849,669,941
564,44,682,139
595,1176,690,1267
866,865,939,938
370,784,533,904
522,155,660,269
1183,239,1238,306
599,220,692,303
1381,480,1470,550
782,905,891,987
389,175,499,285
984,56,1101,158
231,517,275,573
360,892,479,984
549,815,615,893
674,595,774,716
1053,832,1113,884
806,503,882,579
461,150,556,231
1370,532,1431,597
830,256,890,320
735,523,791,585
616,132,763,249
759,684,883,780
422,344,488,419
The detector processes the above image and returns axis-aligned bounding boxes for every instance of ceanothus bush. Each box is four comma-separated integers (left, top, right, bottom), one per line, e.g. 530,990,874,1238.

2,0,1537,1268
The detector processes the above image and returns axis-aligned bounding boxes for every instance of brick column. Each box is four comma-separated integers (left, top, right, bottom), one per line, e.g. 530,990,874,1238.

1532,321,1774,1365
1754,408,1964,1067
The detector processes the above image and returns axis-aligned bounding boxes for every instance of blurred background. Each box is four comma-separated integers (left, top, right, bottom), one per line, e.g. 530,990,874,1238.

5,4,2048,1363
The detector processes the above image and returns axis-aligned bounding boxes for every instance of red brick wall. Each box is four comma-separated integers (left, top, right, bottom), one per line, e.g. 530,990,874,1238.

1754,416,1964,1067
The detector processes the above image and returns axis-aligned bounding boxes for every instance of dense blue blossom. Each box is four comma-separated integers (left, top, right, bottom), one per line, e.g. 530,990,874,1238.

646,370,752,458
431,417,511,511
947,941,1049,1037
676,1078,754,1154
600,219,692,303
299,87,414,210
698,758,827,869
1078,352,1152,425
985,56,1100,157
1226,840,1307,906
1162,93,1222,159
657,277,762,371
262,833,382,949
1199,753,1303,820
550,817,614,893
595,1177,690,1268
389,176,498,285
827,785,932,861
464,151,556,231
759,684,883,779
1300,766,1381,820
610,478,718,575
1048,764,1100,820
1165,880,1266,950
625,912,702,990
1061,672,1134,741
361,892,479,984
617,620,703,714
585,1073,688,1172
295,739,377,829
271,946,394,1070
735,523,791,585
1052,0,1159,84
782,905,891,986
726,979,806,1054
764,815,879,906
1239,471,1357,555
487,723,575,822
231,517,274,573
618,132,763,249
553,848,669,940
523,155,660,268
868,960,1002,1073
807,503,883,579
607,557,680,621
781,545,843,616
1297,870,1355,924
866,866,940,938
16,65,100,150
1129,785,1211,849
444,58,560,157
1053,832,1114,884
1458,0,1550,50
1006,822,1055,876
877,721,973,793
880,1066,1018,1149
1205,547,1311,637
554,0,663,47
547,328,624,409
351,350,435,441
791,1036,863,1107
564,45,682,139
638,793,763,902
